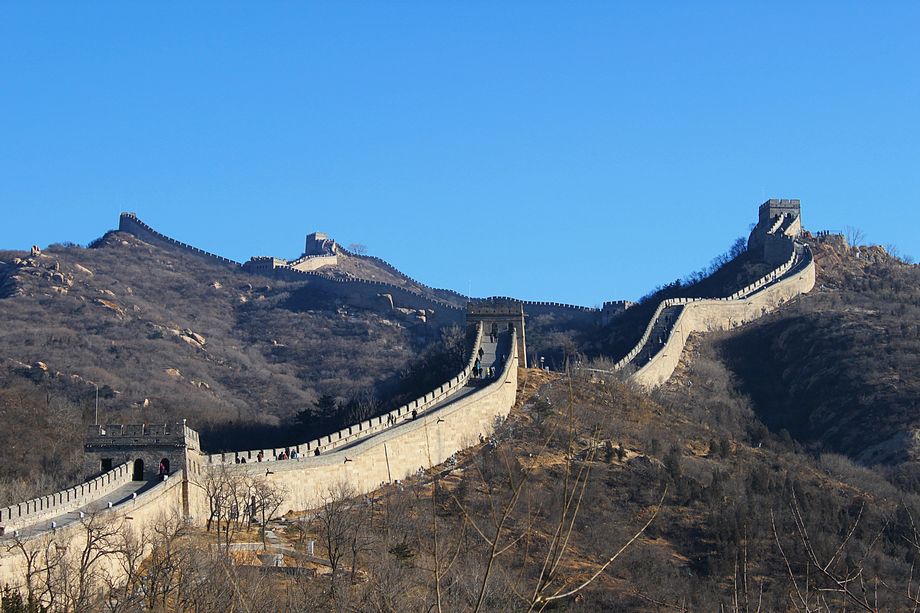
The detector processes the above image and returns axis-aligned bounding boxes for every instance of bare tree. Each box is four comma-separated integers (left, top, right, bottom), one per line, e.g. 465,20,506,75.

771,489,886,612
315,482,356,599
55,512,126,612
5,531,66,609
444,376,665,612
844,225,866,249
251,476,287,547
348,243,368,255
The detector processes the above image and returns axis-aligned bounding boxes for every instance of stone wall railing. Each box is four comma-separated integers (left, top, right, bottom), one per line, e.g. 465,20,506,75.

119,213,242,267
207,322,485,464
120,213,465,314
85,422,199,449
0,462,133,535
272,263,466,312
631,243,815,388
477,296,599,313
610,229,806,374
766,213,788,235
288,253,339,272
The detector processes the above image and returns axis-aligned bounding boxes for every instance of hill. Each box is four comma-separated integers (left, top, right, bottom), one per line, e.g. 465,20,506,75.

0,231,466,505
188,365,920,611
698,235,920,467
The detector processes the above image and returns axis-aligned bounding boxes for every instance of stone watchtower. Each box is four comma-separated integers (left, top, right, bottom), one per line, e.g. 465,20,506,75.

305,232,336,256
749,198,804,264
757,198,801,226
84,422,202,512
467,299,528,368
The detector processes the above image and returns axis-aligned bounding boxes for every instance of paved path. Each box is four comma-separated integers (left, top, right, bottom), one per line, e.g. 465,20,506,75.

334,332,513,454
2,480,156,539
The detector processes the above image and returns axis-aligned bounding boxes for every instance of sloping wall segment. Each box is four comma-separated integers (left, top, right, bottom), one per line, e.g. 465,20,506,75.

208,322,485,464
626,239,815,388
0,462,133,534
225,333,519,512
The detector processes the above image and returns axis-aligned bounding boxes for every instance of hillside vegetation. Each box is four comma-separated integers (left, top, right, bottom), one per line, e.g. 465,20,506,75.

0,232,460,504
151,364,920,611
706,236,920,466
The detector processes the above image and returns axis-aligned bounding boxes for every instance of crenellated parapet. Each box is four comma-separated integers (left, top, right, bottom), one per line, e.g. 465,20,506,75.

207,322,486,464
119,213,242,267
595,200,816,388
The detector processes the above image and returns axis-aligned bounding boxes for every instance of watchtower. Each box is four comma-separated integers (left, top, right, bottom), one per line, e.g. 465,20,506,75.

467,299,528,368
305,232,336,256
84,421,200,482
758,199,801,225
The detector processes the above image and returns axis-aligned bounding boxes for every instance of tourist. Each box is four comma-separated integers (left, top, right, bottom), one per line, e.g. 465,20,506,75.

257,451,264,462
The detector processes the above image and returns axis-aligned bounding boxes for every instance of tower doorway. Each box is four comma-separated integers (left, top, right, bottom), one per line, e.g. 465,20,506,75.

132,459,145,481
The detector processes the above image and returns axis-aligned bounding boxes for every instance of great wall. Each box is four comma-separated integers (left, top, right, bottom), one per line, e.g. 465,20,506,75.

0,199,816,592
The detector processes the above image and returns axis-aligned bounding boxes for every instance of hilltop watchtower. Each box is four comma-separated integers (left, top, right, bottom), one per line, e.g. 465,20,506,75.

467,299,527,368
305,232,337,256
749,198,804,264
758,198,801,226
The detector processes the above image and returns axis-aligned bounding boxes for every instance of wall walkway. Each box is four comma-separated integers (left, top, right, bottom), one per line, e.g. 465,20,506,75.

601,225,815,388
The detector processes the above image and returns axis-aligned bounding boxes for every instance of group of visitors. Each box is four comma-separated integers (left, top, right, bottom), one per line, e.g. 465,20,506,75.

235,447,302,464
474,357,496,379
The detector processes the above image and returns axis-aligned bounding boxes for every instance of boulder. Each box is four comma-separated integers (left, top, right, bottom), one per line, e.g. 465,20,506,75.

164,368,181,377
183,329,206,346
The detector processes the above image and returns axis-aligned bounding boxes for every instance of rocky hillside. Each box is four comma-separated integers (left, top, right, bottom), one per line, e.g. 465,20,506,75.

259,363,920,611
692,236,920,466
0,231,470,503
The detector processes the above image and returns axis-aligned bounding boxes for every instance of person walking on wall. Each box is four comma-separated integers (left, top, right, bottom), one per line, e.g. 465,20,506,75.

257,451,264,462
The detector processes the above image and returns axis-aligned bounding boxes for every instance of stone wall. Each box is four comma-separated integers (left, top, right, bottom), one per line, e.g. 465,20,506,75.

207,323,485,465
0,476,185,592
118,213,241,267
119,213,465,321
0,462,134,535
630,245,815,388
221,334,519,512
289,253,338,272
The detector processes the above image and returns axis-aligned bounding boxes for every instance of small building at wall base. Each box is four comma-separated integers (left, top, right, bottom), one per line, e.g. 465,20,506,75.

467,299,527,368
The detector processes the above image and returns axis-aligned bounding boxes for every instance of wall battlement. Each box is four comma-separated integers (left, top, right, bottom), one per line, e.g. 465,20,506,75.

119,213,242,267
589,200,815,388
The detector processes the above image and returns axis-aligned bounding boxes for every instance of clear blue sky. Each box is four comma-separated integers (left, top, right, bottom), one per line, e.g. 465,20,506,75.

2,4,918,305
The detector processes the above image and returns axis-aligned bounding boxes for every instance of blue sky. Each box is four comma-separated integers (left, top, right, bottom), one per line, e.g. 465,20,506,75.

2,3,918,305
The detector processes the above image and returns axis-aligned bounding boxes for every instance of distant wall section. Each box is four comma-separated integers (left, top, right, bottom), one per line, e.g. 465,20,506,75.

119,213,241,267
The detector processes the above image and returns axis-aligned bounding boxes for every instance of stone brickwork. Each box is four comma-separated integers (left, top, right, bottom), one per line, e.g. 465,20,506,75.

758,198,801,225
